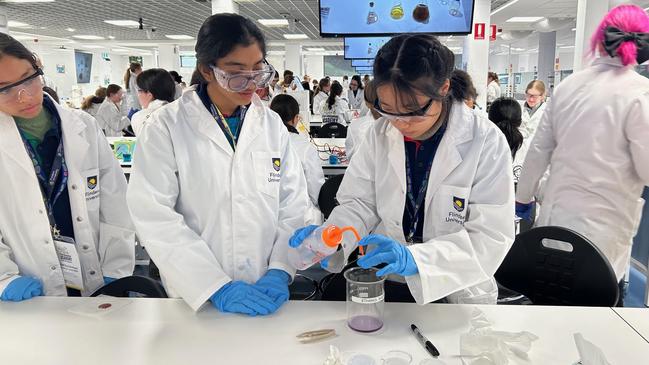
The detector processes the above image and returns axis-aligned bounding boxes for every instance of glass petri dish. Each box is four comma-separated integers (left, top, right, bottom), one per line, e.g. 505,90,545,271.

344,353,377,365
381,350,412,365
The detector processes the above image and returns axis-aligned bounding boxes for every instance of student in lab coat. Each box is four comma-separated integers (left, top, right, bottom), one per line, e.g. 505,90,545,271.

80,87,107,118
516,4,649,303
347,75,365,110
345,80,377,161
290,34,515,304
95,84,131,137
514,80,547,178
320,82,350,125
486,72,501,107
450,69,487,119
123,62,142,111
488,97,524,160
127,13,309,314
130,68,176,136
0,34,135,301
270,94,324,224
312,78,331,115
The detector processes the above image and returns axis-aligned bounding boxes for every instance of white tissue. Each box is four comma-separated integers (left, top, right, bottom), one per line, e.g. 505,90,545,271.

459,309,538,365
324,345,343,365
573,333,611,365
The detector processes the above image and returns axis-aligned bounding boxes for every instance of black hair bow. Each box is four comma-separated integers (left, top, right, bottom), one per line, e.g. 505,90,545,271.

604,26,649,64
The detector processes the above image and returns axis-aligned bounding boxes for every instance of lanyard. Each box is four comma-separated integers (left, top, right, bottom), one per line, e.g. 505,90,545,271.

404,147,435,243
208,102,247,151
18,123,68,237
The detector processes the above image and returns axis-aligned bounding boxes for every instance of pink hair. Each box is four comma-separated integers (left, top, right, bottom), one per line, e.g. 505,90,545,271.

590,4,649,66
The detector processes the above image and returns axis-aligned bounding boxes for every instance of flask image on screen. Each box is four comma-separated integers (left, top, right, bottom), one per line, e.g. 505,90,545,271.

413,1,430,24
367,2,378,24
368,42,373,55
390,1,404,20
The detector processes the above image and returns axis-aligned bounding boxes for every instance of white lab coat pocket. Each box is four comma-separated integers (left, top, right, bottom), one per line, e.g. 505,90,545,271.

433,184,470,235
83,168,101,212
252,151,281,198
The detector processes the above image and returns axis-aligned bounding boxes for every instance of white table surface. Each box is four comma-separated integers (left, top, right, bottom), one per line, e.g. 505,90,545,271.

1,298,647,365
613,307,649,343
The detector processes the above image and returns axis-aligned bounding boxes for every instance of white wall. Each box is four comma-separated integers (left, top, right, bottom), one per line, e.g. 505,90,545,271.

304,55,324,81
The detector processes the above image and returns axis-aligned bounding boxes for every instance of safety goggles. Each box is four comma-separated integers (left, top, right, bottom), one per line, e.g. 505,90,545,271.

373,97,435,122
210,62,276,93
0,68,44,102
525,92,542,100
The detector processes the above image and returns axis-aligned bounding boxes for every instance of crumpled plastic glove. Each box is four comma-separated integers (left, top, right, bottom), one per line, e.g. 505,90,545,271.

288,225,319,248
574,333,611,365
357,234,418,277
210,281,278,316
254,269,290,307
103,276,116,285
515,201,535,222
1,276,43,302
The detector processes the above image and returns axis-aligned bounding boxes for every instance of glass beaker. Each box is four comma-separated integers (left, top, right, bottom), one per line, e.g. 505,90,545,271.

449,0,463,17
412,1,430,24
367,2,378,24
390,1,404,20
344,267,385,333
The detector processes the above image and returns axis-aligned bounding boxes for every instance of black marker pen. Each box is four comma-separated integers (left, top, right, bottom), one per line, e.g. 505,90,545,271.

410,323,440,357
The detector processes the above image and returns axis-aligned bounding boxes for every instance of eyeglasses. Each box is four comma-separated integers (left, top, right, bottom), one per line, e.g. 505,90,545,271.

0,69,44,102
210,61,276,93
373,97,435,122
525,92,542,99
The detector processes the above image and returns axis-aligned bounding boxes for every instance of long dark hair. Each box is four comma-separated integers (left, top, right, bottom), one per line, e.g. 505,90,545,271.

195,14,266,72
124,62,141,90
450,69,478,103
326,82,343,109
136,68,176,103
314,78,330,97
0,33,39,70
270,94,300,134
351,74,364,90
488,97,523,157
373,34,455,110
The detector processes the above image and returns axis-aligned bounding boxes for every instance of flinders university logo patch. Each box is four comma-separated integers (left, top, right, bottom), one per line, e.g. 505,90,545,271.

272,158,281,172
87,176,98,190
453,196,465,212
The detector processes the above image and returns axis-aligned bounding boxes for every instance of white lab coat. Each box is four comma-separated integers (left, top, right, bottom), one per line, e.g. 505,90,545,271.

513,102,547,182
174,83,184,100
127,89,309,311
95,99,130,137
345,114,375,161
84,102,101,118
126,72,141,111
289,132,325,225
320,96,350,125
348,88,365,110
313,91,328,115
325,102,515,305
0,97,135,297
131,99,168,136
486,81,502,104
516,57,649,281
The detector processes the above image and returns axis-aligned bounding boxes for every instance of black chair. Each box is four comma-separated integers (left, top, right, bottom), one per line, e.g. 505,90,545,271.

90,275,168,298
289,273,319,301
318,174,345,219
495,226,619,306
317,122,347,138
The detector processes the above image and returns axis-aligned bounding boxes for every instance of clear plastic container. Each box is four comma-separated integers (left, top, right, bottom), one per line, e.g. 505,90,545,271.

344,267,385,333
288,225,360,270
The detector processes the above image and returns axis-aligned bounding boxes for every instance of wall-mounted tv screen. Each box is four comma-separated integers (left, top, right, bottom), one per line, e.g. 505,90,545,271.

355,66,374,74
351,59,374,67
180,55,197,68
74,51,92,84
344,37,390,60
320,0,475,37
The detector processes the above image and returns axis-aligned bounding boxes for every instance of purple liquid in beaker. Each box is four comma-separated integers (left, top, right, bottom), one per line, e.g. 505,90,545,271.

348,315,384,332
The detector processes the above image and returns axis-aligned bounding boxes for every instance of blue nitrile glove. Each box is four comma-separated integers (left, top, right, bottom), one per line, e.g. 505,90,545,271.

210,281,278,316
103,277,116,285
515,201,535,222
127,108,139,120
254,269,290,308
1,276,43,302
357,234,418,277
288,225,319,248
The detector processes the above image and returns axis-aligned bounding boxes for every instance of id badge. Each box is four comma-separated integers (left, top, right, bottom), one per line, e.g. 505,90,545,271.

53,236,84,290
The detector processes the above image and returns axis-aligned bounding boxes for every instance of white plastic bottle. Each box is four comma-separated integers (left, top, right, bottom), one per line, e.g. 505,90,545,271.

289,225,360,270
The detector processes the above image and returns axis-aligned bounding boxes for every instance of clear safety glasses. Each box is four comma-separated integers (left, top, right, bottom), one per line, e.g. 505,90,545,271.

210,62,276,93
373,97,435,122
0,69,44,103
